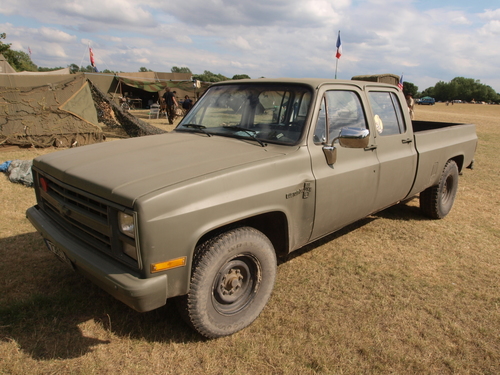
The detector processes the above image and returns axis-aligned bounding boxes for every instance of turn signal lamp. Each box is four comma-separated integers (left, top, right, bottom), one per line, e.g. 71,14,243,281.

151,257,187,273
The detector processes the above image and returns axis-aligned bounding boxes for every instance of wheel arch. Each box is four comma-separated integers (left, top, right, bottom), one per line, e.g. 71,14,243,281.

195,211,289,260
449,154,465,173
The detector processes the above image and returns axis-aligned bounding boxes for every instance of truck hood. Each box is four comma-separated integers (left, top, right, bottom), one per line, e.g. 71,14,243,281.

34,132,290,207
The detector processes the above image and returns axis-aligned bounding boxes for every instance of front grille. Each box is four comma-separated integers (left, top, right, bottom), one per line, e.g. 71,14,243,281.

34,171,138,270
38,173,113,255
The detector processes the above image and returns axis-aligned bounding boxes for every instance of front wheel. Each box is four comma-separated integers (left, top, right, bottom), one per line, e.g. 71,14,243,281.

177,227,277,338
420,160,459,219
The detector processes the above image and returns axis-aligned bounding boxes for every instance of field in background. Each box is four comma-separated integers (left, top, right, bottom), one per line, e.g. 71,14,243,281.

0,103,498,374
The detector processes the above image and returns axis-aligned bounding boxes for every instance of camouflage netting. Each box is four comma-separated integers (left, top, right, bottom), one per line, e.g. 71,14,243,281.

89,81,167,137
0,73,166,148
0,74,105,148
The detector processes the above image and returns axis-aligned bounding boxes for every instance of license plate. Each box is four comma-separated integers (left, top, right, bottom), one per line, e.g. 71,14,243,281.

45,239,73,268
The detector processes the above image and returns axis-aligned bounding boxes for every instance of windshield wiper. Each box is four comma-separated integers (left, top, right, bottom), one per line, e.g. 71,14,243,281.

177,124,212,136
222,125,266,147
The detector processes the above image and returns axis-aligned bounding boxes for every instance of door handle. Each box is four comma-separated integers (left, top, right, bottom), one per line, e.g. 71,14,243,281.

402,138,413,144
364,145,377,151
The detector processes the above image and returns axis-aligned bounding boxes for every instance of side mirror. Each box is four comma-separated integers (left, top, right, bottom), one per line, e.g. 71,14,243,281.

322,127,370,165
336,127,370,149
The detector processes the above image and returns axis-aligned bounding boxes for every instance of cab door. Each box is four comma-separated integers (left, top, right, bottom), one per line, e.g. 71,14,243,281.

366,90,417,210
308,87,379,241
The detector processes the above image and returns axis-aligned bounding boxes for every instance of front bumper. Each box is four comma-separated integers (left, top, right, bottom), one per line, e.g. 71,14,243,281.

26,205,168,312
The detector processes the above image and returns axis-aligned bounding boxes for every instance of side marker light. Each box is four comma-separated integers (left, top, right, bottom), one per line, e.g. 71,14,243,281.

151,257,187,273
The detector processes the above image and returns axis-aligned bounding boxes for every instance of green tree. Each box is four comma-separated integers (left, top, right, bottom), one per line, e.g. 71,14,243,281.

171,66,192,74
139,67,153,72
193,70,228,82
0,32,10,54
420,86,435,99
69,64,80,74
4,50,37,71
78,65,96,73
424,77,500,103
432,81,448,101
402,81,418,97
232,74,251,80
37,66,65,72
1,33,37,71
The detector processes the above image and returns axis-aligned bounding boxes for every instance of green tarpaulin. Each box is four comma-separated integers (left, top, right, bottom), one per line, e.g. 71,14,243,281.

119,77,169,92
0,73,104,147
118,77,210,93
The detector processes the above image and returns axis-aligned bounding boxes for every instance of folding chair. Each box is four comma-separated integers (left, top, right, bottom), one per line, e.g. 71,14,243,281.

149,103,160,119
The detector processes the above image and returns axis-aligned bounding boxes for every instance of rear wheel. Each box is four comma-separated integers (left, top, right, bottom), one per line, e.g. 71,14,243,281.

420,160,459,219
177,227,277,338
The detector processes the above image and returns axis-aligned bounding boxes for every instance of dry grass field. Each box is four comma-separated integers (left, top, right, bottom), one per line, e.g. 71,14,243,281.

0,103,499,374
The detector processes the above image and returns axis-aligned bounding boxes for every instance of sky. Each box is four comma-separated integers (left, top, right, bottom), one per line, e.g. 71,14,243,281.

1,0,500,93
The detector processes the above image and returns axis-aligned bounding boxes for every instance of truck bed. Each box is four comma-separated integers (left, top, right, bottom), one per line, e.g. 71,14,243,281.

412,120,469,132
407,121,477,197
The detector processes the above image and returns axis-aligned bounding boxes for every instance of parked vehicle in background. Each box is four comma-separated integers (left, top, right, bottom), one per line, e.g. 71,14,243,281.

419,96,436,105
27,78,477,338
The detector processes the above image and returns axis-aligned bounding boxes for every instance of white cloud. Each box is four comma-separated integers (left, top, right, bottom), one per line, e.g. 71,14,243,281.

479,20,500,35
225,36,252,50
175,35,193,44
1,0,500,91
451,16,471,25
478,8,500,20
1,0,157,31
38,27,76,43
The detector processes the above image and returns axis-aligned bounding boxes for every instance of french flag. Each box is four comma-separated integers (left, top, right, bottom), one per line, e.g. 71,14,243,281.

89,47,99,72
336,31,342,59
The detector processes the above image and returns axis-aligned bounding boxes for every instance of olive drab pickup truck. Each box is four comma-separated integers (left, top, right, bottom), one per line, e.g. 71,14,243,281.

27,78,477,338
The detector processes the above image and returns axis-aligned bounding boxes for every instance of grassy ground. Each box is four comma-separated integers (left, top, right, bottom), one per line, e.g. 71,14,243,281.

0,103,499,374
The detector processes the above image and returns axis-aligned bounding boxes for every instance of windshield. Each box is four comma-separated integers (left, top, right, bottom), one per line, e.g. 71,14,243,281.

176,83,313,145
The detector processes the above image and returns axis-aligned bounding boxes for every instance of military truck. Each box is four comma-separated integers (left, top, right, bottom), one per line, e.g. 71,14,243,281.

27,78,477,338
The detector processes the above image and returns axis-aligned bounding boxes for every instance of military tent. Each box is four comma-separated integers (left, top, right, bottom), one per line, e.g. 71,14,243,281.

0,54,16,74
0,72,104,147
0,68,209,147
111,72,207,109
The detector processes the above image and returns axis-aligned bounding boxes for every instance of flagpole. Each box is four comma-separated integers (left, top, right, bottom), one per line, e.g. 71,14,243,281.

335,30,341,79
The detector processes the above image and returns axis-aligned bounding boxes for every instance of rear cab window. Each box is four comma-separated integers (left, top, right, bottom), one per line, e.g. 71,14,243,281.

367,91,407,136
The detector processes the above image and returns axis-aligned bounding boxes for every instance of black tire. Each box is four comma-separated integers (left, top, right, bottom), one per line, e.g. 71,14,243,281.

177,227,277,338
420,160,459,219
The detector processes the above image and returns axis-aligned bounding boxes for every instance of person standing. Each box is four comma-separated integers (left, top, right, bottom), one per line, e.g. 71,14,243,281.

405,93,415,120
162,87,178,124
182,95,193,113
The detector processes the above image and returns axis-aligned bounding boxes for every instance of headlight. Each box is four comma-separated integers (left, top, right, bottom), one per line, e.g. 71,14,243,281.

118,212,136,238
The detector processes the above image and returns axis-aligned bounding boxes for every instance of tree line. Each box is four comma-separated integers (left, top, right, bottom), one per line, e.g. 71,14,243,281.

404,78,499,104
2,33,499,102
0,33,250,81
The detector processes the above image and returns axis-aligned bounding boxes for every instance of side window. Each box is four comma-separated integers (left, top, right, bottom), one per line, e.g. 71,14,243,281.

313,98,327,144
313,91,367,144
368,92,407,136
